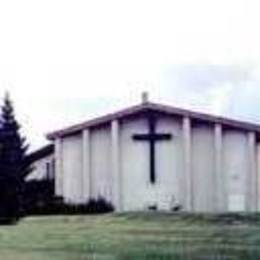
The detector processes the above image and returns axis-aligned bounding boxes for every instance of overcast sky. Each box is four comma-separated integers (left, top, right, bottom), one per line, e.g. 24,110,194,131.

0,0,259,151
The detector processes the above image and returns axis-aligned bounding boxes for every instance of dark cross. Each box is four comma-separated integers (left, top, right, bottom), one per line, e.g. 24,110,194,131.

132,114,172,184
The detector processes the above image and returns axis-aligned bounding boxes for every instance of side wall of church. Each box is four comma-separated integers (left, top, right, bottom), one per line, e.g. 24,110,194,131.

27,154,54,181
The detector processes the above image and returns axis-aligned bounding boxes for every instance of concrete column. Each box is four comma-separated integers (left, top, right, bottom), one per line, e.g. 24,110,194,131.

82,129,91,201
247,132,257,211
214,123,225,212
183,117,192,211
54,138,63,197
111,120,121,211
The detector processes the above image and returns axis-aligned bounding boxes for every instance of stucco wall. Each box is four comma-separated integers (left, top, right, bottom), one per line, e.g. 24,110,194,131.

54,111,260,213
223,130,248,212
257,144,260,210
62,134,83,203
90,125,112,201
120,117,148,211
192,123,215,212
120,115,183,211
156,116,184,209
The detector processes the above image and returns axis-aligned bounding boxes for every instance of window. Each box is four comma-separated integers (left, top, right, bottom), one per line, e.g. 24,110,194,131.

46,159,55,180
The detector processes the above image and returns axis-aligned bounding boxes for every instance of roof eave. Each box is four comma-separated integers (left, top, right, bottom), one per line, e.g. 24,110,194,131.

46,102,260,140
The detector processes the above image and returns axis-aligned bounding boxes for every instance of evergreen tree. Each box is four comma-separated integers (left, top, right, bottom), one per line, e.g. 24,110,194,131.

0,93,30,222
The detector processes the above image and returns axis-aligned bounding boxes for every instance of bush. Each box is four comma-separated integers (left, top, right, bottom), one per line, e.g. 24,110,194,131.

0,178,21,224
23,180,55,216
84,197,114,214
26,194,114,216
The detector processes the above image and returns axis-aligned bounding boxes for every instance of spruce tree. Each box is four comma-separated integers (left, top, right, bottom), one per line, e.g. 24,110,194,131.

0,93,30,222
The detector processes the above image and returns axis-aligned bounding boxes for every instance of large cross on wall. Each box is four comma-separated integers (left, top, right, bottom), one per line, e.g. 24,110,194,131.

132,112,172,184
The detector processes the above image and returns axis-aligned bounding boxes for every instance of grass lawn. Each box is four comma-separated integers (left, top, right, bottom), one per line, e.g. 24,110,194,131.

0,213,260,259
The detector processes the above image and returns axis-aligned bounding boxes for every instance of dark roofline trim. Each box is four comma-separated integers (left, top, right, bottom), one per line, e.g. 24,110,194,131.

46,102,260,140
27,144,54,163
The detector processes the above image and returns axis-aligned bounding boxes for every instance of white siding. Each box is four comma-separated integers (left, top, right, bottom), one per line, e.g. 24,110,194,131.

62,134,83,203
52,110,260,213
121,115,183,211
257,144,260,210
223,130,248,212
90,125,112,202
156,117,184,210
192,124,215,212
121,117,148,211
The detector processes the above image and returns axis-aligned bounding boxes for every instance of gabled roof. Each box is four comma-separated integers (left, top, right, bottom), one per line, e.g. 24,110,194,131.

46,102,260,140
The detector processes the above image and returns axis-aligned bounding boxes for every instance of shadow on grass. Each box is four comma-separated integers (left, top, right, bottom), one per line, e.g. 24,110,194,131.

117,248,260,260
115,212,260,225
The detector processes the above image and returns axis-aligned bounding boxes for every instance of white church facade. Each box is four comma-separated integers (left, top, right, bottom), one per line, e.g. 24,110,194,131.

33,96,260,213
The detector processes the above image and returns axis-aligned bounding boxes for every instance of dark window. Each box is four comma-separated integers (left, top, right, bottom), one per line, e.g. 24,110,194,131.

46,162,51,180
46,159,55,180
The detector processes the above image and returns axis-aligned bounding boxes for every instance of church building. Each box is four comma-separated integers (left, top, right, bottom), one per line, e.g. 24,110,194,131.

42,94,260,213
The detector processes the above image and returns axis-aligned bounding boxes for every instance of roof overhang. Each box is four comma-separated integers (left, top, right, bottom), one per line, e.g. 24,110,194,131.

27,144,54,163
46,102,260,140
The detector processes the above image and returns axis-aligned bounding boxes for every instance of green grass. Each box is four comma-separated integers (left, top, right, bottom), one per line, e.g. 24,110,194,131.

0,213,260,259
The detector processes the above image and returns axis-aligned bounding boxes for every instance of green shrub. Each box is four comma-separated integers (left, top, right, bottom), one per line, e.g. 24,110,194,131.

26,195,114,215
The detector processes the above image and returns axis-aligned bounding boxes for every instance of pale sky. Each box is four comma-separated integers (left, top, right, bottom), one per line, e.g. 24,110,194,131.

0,0,259,151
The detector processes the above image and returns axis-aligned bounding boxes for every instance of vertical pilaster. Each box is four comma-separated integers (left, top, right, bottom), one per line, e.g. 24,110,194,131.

183,117,192,211
111,120,121,211
257,145,260,211
82,129,91,201
55,138,63,197
247,132,257,211
214,123,225,212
